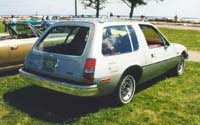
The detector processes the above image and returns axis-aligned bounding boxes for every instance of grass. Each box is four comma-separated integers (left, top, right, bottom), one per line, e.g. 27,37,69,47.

0,61,200,125
0,21,6,33
159,28,200,51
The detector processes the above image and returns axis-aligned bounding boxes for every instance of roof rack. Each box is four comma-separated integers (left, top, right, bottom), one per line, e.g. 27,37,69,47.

66,17,142,23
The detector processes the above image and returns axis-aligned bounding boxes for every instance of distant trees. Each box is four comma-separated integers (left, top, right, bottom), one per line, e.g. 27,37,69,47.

80,0,163,18
81,0,107,18
122,0,164,18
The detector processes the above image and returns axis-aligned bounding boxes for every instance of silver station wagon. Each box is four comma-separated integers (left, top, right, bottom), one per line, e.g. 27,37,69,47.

20,19,188,105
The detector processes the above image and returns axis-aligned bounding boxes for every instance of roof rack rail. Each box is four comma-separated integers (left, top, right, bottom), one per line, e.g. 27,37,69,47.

66,17,142,23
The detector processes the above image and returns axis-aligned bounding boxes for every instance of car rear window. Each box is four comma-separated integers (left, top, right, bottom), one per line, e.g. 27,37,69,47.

37,26,90,56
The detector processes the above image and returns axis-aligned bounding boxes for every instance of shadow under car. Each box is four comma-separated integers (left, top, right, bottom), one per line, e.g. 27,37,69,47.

3,73,171,124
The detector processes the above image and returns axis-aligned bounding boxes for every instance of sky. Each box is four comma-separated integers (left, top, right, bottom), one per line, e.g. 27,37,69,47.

0,0,199,18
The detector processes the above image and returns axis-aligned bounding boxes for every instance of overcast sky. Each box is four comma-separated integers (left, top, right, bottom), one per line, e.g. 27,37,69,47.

0,0,199,18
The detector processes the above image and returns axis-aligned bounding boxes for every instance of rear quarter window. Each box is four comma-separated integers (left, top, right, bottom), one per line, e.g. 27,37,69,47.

102,25,132,55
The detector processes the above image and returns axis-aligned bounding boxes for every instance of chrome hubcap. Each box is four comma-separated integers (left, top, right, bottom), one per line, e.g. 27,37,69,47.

177,59,184,74
119,75,135,103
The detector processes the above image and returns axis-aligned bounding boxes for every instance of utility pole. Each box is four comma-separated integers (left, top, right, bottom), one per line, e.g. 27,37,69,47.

75,0,77,17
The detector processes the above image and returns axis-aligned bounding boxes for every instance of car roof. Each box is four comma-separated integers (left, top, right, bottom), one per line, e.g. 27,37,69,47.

53,18,151,27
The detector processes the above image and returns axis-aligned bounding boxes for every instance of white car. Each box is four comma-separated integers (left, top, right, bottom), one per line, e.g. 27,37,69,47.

20,19,188,105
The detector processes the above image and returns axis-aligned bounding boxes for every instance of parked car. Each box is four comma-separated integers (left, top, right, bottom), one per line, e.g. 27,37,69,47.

19,20,188,105
41,16,60,29
0,23,41,72
24,16,42,26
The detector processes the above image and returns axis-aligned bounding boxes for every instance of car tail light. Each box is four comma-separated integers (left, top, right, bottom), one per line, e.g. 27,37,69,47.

83,58,96,84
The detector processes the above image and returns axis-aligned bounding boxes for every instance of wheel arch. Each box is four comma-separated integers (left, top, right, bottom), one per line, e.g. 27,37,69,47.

121,65,143,84
181,51,188,59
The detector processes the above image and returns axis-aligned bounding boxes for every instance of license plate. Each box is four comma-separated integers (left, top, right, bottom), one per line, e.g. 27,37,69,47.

42,58,58,72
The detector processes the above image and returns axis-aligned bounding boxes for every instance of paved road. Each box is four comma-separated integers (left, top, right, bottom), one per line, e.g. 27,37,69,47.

188,51,200,62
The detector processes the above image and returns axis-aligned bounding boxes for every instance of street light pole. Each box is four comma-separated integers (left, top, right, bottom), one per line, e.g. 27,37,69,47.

75,0,77,17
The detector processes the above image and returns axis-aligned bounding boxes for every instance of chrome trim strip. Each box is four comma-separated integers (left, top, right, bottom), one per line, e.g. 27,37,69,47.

142,56,180,68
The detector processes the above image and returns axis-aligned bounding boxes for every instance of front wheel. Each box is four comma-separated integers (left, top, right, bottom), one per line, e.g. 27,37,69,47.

113,75,136,105
173,56,185,76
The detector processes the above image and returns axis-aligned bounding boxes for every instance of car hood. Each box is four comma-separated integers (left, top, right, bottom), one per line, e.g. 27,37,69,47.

173,43,187,51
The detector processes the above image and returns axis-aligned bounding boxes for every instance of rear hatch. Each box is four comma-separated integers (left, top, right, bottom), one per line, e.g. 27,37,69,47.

24,23,93,83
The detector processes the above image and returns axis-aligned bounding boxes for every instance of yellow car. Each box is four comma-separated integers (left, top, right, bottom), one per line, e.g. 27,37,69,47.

0,23,41,72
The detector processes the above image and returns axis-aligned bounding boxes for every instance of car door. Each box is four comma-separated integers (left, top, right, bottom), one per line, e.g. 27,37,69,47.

8,24,40,65
99,25,146,86
0,41,10,69
140,24,177,79
8,38,38,65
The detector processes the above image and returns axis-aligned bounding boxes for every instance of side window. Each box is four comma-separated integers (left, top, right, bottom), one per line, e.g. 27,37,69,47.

102,25,132,55
127,25,139,51
139,25,164,49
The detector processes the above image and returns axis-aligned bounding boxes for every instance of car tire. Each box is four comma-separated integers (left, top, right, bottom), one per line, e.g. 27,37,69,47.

113,74,136,106
173,55,185,76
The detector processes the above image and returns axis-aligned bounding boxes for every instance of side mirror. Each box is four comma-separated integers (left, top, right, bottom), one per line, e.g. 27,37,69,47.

164,45,169,49
163,40,170,49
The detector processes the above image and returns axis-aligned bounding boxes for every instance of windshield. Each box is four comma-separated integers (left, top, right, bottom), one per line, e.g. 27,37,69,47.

37,26,90,56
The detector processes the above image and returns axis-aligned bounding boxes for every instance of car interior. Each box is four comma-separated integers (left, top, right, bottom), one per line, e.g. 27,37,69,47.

102,26,132,55
38,26,89,56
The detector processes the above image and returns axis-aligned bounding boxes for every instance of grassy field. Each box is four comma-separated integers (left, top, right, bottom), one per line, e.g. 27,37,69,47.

0,21,6,33
0,62,199,125
159,28,200,51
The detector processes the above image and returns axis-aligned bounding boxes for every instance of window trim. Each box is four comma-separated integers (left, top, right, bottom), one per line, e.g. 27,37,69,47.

127,25,139,51
126,26,134,52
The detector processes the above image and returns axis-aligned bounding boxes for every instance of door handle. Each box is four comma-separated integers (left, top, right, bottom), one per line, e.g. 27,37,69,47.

10,45,19,50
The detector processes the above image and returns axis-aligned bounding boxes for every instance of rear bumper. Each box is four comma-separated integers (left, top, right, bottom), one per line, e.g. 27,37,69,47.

19,69,99,96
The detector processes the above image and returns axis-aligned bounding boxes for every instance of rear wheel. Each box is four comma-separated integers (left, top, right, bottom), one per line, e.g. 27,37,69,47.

113,74,136,105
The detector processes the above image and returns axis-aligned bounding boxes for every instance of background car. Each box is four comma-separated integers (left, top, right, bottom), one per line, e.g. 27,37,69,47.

41,16,60,29
0,23,41,72
24,16,42,26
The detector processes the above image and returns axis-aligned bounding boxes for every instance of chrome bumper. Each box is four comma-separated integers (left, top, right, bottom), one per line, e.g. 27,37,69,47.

19,69,99,96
